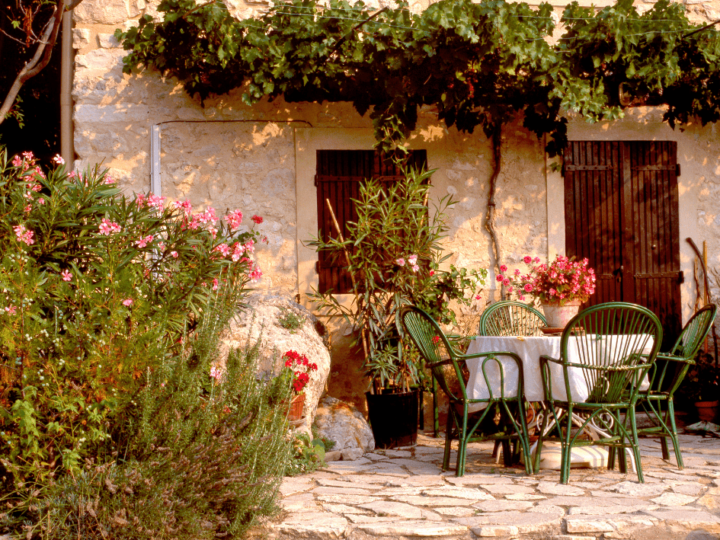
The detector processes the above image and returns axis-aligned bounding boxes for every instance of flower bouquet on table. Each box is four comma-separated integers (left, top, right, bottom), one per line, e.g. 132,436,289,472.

497,255,597,329
279,350,318,421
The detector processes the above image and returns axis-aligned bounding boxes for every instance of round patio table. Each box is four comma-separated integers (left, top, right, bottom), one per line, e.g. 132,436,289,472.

464,334,654,412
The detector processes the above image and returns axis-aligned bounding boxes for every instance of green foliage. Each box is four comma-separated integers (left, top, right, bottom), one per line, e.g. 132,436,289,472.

278,306,306,333
0,149,262,494
308,168,486,389
116,0,720,156
3,298,292,539
677,351,720,404
286,433,327,476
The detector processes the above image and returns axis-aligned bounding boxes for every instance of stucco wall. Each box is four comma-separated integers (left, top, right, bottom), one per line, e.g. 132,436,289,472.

71,0,720,410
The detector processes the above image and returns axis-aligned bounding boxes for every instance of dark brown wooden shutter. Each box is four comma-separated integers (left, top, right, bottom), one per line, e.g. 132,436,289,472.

565,141,682,348
315,150,428,294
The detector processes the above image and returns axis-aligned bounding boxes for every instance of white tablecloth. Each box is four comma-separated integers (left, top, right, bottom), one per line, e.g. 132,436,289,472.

464,335,653,411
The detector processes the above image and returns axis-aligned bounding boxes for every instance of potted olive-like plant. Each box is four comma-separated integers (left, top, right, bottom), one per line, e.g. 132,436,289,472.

309,167,486,448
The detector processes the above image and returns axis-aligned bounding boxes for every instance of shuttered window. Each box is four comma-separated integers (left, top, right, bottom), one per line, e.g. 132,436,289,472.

315,150,428,294
564,141,682,347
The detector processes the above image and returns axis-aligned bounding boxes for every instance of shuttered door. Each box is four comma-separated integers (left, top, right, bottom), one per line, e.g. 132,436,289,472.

565,141,682,347
315,150,428,294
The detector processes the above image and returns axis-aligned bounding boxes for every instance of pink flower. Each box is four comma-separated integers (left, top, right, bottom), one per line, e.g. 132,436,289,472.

251,215,263,224
214,243,231,257
212,278,219,291
244,239,255,253
52,154,65,165
208,226,218,239
68,171,77,179
514,268,521,276
502,278,510,286
147,194,165,209
22,151,34,160
38,198,45,205
231,243,245,262
98,218,121,235
499,264,508,273
249,266,262,282
122,299,133,306
135,235,154,248
548,288,556,296
4,305,17,315
524,283,533,292
24,205,31,213
496,274,504,282
226,209,243,230
523,256,532,264
411,264,420,272
197,207,217,225
104,176,115,185
408,254,418,265
533,257,540,264
209,366,224,381
158,242,165,251
11,155,22,168
173,200,193,215
507,286,514,294
135,193,146,207
475,294,481,300
170,251,178,258
61,269,72,282
13,225,34,245
396,258,405,266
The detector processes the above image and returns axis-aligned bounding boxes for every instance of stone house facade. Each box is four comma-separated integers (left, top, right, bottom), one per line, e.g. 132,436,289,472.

70,0,720,410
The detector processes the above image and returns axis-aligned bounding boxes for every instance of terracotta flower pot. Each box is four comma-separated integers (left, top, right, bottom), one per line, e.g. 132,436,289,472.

288,393,305,421
541,300,582,329
695,400,719,423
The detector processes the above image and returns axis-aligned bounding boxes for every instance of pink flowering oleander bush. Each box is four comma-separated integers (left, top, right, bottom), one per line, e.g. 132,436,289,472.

497,255,597,305
0,149,265,497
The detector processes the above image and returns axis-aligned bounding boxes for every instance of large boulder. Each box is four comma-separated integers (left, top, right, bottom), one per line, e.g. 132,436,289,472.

219,293,331,434
313,396,375,460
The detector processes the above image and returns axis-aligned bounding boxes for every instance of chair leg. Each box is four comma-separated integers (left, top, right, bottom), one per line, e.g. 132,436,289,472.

660,437,670,461
628,406,645,483
492,440,501,458
501,440,512,467
443,411,454,471
455,411,469,477
560,411,573,485
667,400,684,470
433,377,439,438
607,445,616,471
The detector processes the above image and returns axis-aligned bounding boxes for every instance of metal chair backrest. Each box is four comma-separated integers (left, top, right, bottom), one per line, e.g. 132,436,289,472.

400,306,468,403
670,304,717,359
479,300,547,337
558,302,663,404
652,304,717,394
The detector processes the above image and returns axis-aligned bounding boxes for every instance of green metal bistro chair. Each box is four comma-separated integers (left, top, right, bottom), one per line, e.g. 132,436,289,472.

534,302,662,484
634,304,717,469
479,300,547,457
479,300,548,337
400,305,533,476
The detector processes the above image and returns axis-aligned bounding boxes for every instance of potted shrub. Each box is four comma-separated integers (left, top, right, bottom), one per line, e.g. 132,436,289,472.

309,167,486,448
677,352,720,422
497,255,597,329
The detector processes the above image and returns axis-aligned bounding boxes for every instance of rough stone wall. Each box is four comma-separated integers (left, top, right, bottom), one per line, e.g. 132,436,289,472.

71,0,720,411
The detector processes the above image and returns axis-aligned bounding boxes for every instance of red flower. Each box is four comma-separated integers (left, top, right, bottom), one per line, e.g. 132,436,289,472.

432,336,441,344
251,215,263,224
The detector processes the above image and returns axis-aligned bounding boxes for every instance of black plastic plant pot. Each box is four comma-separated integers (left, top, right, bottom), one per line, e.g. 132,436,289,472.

366,389,419,449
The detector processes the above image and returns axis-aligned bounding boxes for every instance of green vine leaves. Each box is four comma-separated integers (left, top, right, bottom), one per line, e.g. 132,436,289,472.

116,0,720,156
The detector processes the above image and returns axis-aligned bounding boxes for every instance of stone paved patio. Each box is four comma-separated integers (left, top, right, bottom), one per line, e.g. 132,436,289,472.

266,432,720,539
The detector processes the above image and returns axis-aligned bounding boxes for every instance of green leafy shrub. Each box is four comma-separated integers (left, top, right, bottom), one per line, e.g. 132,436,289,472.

8,298,292,539
0,149,263,495
278,307,305,333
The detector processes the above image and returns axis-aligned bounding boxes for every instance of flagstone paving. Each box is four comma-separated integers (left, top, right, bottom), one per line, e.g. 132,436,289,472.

265,432,720,539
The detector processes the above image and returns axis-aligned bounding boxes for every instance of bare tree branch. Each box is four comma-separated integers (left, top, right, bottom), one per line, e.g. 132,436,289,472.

0,0,85,126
